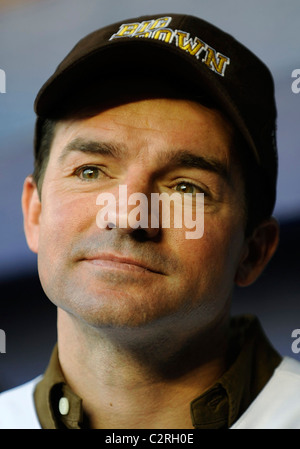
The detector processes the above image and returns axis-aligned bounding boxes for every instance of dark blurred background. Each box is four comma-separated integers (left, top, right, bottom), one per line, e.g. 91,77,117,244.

0,0,299,392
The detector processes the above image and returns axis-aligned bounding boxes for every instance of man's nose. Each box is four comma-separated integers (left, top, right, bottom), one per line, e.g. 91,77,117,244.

98,183,160,239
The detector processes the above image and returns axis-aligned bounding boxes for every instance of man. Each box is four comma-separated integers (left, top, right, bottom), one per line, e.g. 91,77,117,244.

1,13,300,429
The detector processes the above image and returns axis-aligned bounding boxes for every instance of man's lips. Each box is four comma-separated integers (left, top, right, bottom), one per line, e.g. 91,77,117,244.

81,253,164,275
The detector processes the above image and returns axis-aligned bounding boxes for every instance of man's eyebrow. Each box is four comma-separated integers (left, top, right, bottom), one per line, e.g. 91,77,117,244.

58,138,125,163
163,150,230,183
58,138,230,182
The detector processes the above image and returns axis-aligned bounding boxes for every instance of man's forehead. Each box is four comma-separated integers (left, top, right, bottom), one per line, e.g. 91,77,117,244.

52,96,235,153
47,97,239,189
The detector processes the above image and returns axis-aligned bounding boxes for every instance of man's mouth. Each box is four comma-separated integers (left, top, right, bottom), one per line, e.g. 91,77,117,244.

82,253,164,275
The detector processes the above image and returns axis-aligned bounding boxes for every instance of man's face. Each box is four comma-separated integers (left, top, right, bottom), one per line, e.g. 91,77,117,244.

27,98,248,333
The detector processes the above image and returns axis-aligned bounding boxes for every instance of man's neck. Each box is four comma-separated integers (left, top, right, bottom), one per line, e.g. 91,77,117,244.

57,308,229,429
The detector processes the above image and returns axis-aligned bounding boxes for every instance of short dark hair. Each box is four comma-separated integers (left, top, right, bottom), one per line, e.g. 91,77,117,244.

230,131,272,236
33,118,56,196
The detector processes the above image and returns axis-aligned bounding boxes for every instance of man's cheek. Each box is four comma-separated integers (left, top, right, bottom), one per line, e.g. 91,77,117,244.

41,195,98,235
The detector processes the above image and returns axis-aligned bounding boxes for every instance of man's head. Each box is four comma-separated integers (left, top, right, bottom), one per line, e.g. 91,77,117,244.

22,14,279,336
32,13,278,234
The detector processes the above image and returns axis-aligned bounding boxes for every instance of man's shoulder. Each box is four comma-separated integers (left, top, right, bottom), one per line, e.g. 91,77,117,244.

276,355,300,377
0,376,42,429
232,357,300,429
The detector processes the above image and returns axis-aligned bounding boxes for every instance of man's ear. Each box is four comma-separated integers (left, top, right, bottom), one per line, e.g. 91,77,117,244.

235,217,280,287
22,175,41,254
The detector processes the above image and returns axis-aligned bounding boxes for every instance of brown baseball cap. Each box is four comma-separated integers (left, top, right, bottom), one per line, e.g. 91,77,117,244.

34,13,278,213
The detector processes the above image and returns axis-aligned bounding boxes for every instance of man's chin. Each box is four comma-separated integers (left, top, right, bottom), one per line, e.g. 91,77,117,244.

55,288,177,331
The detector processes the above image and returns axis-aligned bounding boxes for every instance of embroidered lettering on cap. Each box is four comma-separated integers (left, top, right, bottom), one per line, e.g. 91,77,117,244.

109,16,230,77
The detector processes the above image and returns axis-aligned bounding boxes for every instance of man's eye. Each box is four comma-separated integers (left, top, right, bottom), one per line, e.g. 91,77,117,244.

77,166,101,180
174,182,201,195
